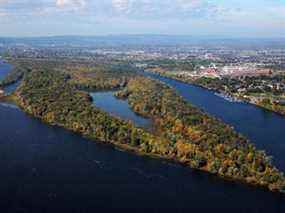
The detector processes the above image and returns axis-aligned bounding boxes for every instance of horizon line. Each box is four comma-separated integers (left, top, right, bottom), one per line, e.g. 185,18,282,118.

0,34,285,39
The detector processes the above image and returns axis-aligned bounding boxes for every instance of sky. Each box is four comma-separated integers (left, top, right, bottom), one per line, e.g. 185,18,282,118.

0,0,284,37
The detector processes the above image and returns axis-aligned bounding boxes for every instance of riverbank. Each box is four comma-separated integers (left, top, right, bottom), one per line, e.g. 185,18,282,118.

144,70,285,116
13,69,285,193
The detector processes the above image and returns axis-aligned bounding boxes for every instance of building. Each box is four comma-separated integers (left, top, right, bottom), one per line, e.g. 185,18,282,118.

0,89,4,96
200,67,220,78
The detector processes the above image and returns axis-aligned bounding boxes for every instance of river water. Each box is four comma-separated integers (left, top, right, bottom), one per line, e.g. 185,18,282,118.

0,61,12,81
0,63,285,212
90,91,151,130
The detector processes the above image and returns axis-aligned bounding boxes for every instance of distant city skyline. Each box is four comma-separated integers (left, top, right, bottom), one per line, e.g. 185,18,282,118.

0,0,284,37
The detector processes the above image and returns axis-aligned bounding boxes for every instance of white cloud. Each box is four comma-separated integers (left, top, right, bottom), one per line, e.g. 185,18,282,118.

108,0,214,19
0,0,216,18
0,0,9,4
56,0,86,9
112,0,130,12
177,0,204,10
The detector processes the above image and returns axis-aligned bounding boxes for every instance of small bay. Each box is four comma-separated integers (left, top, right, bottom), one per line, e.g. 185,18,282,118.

90,91,152,130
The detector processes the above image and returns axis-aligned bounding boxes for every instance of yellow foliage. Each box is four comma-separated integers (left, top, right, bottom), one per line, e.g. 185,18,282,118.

247,152,254,163
45,112,55,122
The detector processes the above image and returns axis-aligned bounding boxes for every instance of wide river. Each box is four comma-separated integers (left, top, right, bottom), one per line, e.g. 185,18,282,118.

0,63,285,212
144,72,285,171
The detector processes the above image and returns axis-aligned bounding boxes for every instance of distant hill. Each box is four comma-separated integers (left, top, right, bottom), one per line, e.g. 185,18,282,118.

0,35,284,48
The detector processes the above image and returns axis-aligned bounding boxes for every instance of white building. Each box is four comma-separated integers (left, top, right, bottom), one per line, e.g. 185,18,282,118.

0,89,4,96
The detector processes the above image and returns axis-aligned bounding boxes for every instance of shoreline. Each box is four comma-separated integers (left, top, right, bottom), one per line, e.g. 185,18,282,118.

8,94,284,195
144,70,285,117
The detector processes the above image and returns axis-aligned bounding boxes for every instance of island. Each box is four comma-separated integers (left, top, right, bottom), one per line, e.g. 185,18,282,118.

1,58,283,193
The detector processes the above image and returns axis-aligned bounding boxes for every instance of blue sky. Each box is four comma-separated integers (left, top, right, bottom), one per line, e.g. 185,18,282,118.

0,0,284,37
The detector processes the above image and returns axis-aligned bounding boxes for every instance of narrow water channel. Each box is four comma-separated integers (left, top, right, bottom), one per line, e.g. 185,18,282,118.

90,91,152,130
0,61,12,81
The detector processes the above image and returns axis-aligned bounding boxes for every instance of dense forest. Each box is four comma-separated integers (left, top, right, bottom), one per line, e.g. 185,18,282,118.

116,77,285,191
66,63,138,90
143,59,213,72
12,63,285,192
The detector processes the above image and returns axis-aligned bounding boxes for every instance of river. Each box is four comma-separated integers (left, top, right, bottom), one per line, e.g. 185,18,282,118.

0,63,285,212
144,72,285,171
0,61,12,81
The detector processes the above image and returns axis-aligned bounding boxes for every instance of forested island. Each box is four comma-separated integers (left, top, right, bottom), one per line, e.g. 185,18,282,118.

3,59,285,193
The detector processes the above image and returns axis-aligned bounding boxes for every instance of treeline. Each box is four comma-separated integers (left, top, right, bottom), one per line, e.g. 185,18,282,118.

144,59,213,72
116,77,285,192
4,58,138,91
0,58,68,87
67,64,138,90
